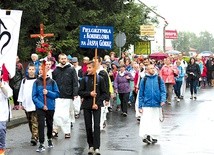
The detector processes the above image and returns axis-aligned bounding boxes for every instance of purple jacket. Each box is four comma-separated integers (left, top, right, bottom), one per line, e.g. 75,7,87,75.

114,71,134,93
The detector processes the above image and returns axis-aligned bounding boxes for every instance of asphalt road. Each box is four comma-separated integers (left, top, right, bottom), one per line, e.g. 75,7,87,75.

5,87,214,155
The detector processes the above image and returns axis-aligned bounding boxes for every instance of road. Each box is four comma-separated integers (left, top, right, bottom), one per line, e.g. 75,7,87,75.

5,88,214,155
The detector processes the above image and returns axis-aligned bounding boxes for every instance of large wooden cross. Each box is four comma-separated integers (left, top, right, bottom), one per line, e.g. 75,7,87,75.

30,23,54,43
30,23,54,107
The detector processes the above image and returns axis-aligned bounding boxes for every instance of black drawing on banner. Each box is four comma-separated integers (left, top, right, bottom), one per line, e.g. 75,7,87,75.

0,19,11,55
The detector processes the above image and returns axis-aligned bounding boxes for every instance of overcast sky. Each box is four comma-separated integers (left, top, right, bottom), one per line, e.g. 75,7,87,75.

143,0,214,35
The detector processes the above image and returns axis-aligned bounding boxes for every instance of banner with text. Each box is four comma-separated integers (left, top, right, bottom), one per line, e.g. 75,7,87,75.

0,10,22,78
135,41,151,55
165,30,178,39
79,25,114,49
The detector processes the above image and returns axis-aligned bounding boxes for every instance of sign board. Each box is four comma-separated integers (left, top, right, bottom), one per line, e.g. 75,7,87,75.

80,25,114,49
115,32,126,48
134,41,151,55
165,30,178,39
140,25,155,37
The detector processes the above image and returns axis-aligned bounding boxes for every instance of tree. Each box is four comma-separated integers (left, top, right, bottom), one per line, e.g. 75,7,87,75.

172,31,214,54
0,0,158,60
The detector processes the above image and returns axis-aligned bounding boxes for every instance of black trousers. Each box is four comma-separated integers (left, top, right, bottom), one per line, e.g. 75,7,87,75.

119,92,130,113
83,108,101,150
36,109,54,144
12,88,20,106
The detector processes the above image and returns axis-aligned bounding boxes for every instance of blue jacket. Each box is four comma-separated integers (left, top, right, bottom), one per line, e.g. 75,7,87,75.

138,74,166,108
32,77,60,110
175,66,185,81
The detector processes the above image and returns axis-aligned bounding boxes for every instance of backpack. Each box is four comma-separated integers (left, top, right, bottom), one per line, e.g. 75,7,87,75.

84,74,100,83
142,76,161,95
84,75,100,91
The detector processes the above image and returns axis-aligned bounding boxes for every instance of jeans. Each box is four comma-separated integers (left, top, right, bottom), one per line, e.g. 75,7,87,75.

0,121,6,149
189,80,198,95
173,81,183,98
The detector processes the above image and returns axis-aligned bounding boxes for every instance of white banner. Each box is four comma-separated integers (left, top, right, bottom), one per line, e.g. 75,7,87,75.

0,10,22,78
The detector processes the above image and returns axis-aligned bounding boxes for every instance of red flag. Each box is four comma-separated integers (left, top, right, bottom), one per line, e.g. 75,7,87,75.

2,64,9,82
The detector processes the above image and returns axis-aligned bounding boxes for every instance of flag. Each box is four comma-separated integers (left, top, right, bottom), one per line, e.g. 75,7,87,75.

0,10,22,78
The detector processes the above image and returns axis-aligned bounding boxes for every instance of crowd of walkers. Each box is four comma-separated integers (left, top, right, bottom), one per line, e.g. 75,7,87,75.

0,51,214,155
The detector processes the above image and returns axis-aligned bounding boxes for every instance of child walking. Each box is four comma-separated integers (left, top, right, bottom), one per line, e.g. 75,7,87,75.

18,63,38,145
32,65,59,152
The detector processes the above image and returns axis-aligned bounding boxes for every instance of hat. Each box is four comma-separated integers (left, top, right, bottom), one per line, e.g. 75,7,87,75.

72,57,78,63
67,55,72,60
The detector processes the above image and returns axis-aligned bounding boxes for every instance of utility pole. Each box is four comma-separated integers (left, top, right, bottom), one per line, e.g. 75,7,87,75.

137,0,168,52
163,21,168,52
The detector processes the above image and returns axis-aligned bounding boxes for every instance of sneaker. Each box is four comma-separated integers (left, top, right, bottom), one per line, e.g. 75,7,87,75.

176,98,180,102
65,133,71,139
137,116,141,122
180,96,184,99
52,131,58,138
36,144,45,152
94,149,101,155
75,114,80,119
47,139,54,148
88,147,94,155
30,138,37,146
190,95,193,99
108,107,113,112
194,96,197,100
152,138,158,144
123,112,127,117
116,106,120,111
142,135,152,144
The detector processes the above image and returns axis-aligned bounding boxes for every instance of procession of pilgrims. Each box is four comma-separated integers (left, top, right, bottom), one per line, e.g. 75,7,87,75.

2,48,210,154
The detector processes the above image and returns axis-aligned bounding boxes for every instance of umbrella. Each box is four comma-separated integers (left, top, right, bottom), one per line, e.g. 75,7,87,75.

149,52,168,60
166,50,181,55
199,51,213,57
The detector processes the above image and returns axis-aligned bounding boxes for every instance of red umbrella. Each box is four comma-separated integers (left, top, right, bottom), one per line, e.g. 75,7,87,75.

149,52,168,60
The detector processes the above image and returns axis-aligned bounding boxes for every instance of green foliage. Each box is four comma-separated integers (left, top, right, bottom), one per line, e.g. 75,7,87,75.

1,0,158,60
172,31,214,54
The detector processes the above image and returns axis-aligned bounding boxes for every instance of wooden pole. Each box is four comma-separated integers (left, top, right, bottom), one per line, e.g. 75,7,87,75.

42,61,47,106
93,48,98,107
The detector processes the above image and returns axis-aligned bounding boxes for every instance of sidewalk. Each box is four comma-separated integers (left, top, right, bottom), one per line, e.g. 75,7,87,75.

7,109,27,128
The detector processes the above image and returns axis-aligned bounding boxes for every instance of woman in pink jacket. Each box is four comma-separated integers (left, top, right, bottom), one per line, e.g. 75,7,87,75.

159,57,179,105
